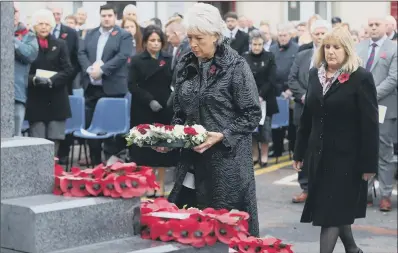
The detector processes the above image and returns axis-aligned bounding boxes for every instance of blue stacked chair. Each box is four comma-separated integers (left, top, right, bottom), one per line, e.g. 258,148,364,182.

271,97,291,163
65,95,86,170
73,97,130,168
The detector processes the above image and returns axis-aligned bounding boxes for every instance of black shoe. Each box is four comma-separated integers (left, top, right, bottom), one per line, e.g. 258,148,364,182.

253,160,259,165
58,156,68,165
260,162,268,167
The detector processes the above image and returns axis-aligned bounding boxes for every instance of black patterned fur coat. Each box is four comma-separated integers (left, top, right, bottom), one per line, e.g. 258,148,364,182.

167,39,262,236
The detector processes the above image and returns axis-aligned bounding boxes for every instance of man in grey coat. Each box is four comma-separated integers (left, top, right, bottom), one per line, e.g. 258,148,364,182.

357,17,397,212
288,19,331,203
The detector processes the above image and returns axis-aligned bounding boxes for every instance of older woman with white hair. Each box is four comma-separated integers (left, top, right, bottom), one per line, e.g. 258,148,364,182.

293,26,378,253
155,3,261,236
26,9,73,154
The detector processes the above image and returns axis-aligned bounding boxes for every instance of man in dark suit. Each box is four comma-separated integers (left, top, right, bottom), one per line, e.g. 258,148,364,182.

288,19,331,204
224,12,249,55
78,4,133,165
50,6,80,94
50,6,82,164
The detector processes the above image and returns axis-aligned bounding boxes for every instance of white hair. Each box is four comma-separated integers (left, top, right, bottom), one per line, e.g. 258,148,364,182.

386,15,397,27
311,19,332,33
183,3,226,44
32,9,56,28
123,4,137,16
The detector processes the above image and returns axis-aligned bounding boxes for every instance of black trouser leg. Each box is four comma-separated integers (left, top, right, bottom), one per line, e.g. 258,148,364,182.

57,134,74,161
271,128,285,157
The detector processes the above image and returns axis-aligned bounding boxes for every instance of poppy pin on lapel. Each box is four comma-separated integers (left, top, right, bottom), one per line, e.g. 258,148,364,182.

111,31,118,36
380,52,387,59
61,33,68,39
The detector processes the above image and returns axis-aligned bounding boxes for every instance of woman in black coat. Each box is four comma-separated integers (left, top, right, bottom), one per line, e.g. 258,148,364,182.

243,30,279,167
128,25,178,195
293,27,378,253
26,10,73,154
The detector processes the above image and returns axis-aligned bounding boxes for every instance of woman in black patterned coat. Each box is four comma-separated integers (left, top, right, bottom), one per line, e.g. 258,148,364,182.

155,3,261,236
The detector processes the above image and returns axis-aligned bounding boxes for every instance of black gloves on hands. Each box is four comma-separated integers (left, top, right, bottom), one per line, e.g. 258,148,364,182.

149,100,163,112
33,77,52,88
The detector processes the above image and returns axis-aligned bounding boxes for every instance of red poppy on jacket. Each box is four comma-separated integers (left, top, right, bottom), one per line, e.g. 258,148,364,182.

380,52,387,59
127,57,131,63
337,73,350,84
159,60,166,67
61,33,68,39
209,65,217,75
111,30,118,36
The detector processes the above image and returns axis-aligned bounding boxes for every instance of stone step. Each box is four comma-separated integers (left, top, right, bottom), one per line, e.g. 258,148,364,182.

1,194,140,253
49,237,228,253
1,137,54,200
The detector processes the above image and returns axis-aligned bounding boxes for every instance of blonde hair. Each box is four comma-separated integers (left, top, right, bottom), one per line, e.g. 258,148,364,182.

314,26,361,73
165,16,183,28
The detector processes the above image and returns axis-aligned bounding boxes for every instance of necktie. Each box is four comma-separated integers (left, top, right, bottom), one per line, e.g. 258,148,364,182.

53,27,58,38
366,43,377,71
230,32,233,39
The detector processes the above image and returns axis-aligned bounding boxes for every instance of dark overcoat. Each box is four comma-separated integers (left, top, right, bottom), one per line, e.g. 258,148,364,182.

128,50,177,167
26,36,73,123
243,50,279,116
167,40,262,236
293,67,379,226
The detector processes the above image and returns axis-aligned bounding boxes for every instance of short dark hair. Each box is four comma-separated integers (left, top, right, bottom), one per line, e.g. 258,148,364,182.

331,16,342,24
150,18,162,28
142,25,166,49
224,12,238,21
99,4,116,14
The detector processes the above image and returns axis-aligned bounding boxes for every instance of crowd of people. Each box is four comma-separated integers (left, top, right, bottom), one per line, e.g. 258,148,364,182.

13,2,397,252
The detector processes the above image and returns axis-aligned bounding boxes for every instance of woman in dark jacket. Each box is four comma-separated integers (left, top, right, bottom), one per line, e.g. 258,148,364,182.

293,27,378,253
243,30,279,167
128,25,177,196
26,9,73,154
154,3,261,236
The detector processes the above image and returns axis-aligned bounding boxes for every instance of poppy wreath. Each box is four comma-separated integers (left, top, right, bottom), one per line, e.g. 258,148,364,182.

53,162,159,198
140,199,292,252
229,233,294,253
126,123,208,148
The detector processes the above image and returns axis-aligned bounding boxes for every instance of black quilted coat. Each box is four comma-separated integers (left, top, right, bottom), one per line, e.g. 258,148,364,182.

167,39,262,236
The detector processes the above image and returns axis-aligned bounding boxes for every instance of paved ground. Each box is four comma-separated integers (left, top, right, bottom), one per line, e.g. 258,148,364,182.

254,159,398,253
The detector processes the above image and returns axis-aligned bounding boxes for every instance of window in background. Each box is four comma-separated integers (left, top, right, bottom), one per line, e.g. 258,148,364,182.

287,1,300,21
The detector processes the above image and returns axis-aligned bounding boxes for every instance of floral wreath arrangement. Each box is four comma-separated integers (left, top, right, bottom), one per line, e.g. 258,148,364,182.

126,123,208,148
140,198,293,252
53,162,159,198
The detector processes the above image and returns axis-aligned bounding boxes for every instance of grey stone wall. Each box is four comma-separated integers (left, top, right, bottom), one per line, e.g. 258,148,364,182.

1,2,15,138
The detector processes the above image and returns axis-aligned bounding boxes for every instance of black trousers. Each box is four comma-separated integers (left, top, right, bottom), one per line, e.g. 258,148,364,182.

85,85,126,165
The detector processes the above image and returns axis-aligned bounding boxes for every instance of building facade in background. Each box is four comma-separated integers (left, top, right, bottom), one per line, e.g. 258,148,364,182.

18,1,393,32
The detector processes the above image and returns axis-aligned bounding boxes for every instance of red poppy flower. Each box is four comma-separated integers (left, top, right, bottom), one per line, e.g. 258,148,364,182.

154,123,165,127
61,33,68,39
204,220,217,246
277,243,294,253
101,174,120,198
127,57,131,63
338,73,350,83
164,125,174,131
152,219,180,242
59,176,74,194
70,178,90,197
171,218,198,244
137,124,151,129
110,161,136,174
238,236,263,253
138,166,159,189
190,220,213,248
85,179,103,196
140,215,160,240
159,60,166,67
202,207,229,215
53,176,63,195
184,127,198,136
380,52,387,59
215,220,237,244
111,30,118,36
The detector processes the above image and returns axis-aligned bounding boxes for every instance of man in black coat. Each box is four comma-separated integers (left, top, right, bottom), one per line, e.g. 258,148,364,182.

224,12,249,55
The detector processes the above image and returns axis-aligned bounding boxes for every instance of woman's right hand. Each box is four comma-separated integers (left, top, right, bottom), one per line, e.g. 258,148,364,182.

292,160,303,172
152,147,172,153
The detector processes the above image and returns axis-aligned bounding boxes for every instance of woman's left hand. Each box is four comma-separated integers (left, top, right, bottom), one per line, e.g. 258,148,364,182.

193,132,224,154
362,173,376,181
